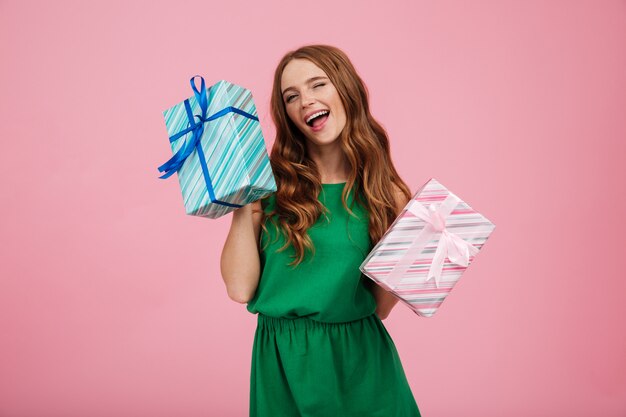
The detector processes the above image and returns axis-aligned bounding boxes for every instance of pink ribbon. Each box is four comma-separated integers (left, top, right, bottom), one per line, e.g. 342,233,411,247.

382,193,479,289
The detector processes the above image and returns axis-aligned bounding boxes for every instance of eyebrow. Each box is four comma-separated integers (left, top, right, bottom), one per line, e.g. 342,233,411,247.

281,76,329,96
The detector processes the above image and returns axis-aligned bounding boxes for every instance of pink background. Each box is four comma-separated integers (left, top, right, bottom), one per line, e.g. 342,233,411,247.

1,1,625,416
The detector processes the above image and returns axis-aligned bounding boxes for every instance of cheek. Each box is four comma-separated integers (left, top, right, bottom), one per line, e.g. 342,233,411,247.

334,103,347,123
329,94,345,117
286,107,300,125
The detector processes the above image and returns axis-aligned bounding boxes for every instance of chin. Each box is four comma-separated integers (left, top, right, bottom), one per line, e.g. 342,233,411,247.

310,132,339,144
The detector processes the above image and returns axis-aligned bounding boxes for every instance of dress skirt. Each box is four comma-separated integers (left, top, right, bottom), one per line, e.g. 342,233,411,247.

250,312,422,417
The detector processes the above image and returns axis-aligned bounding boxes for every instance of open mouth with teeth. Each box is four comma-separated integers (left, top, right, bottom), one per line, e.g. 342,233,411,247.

306,110,330,128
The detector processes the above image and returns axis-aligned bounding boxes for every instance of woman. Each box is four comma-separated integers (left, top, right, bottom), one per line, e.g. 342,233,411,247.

221,44,422,417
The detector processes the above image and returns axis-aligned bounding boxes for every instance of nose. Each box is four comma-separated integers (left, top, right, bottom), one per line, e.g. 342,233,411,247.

300,89,316,107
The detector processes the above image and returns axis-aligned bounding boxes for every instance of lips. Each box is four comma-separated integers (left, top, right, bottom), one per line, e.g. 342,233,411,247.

309,113,329,132
303,109,330,125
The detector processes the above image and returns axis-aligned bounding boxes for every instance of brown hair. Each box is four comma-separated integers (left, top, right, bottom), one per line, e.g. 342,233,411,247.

258,44,411,267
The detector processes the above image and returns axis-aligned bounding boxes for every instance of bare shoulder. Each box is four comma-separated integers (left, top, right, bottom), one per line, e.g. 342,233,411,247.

250,199,264,249
250,198,263,216
250,198,264,220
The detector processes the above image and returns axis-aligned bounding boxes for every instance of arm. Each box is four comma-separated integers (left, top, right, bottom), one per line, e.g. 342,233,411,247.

373,184,410,320
372,283,400,320
220,199,263,304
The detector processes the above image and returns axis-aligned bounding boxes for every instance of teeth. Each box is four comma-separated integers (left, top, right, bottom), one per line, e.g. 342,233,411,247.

306,110,329,125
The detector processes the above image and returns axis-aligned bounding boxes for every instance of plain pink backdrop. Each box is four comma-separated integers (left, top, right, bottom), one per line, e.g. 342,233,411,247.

1,1,625,416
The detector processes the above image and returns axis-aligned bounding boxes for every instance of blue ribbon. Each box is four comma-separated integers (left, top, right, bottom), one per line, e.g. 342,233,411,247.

158,76,260,209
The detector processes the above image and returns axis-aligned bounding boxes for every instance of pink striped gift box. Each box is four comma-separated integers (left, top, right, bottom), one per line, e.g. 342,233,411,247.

359,178,496,318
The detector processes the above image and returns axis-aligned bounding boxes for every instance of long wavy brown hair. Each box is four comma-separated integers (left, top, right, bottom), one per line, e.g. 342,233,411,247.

256,44,412,267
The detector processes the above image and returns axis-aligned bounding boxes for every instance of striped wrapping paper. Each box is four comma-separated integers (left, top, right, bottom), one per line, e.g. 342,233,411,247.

360,178,496,317
162,79,276,219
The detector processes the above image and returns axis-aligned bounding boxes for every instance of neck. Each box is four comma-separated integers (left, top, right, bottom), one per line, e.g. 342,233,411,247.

306,146,350,184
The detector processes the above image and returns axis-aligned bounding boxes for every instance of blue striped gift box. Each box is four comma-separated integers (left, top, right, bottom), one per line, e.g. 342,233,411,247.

159,77,276,219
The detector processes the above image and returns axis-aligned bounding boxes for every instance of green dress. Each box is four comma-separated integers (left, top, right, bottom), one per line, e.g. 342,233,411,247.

246,182,422,417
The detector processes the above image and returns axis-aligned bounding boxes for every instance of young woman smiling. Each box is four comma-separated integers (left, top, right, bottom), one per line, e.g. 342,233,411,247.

221,44,422,417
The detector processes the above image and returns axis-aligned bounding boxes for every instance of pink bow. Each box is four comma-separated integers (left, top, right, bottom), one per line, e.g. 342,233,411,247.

383,194,479,289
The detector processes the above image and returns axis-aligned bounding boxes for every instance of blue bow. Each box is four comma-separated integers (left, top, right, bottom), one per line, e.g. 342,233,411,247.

157,76,260,209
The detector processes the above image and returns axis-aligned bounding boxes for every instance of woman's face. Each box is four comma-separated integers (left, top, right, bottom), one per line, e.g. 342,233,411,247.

280,59,347,146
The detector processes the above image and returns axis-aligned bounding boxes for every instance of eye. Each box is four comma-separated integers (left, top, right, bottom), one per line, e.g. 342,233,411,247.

285,84,326,103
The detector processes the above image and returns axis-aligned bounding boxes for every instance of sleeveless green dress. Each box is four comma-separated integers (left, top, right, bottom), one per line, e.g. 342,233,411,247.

246,182,422,417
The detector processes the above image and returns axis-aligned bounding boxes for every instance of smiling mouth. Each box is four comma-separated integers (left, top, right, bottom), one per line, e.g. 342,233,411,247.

306,110,330,126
